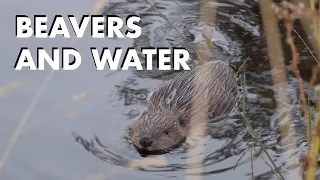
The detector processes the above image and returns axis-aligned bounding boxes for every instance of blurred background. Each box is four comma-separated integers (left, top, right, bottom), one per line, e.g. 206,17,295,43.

0,0,318,179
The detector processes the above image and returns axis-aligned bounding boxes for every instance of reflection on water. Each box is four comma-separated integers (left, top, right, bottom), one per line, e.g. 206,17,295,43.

1,0,319,179
73,0,318,179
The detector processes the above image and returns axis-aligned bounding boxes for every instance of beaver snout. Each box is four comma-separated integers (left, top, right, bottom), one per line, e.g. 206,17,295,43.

139,137,153,147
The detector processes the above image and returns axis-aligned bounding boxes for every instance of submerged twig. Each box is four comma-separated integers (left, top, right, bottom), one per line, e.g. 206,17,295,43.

305,64,320,179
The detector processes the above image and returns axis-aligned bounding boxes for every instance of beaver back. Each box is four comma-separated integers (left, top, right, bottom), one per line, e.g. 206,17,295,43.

147,60,239,124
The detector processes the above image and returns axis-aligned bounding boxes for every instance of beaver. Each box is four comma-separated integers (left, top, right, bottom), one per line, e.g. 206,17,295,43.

129,60,240,155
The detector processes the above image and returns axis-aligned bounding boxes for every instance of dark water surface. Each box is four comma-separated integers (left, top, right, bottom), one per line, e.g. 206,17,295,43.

0,0,317,179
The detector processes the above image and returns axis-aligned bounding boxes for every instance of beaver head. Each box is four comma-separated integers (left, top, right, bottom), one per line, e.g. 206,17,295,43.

129,110,188,155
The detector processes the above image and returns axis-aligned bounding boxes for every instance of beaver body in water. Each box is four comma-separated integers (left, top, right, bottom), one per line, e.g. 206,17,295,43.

129,60,240,155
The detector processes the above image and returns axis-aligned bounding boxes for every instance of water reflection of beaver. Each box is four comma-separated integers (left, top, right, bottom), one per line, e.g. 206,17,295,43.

129,60,240,155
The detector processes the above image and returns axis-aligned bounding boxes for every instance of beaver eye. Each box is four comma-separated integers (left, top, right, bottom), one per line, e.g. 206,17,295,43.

164,130,169,134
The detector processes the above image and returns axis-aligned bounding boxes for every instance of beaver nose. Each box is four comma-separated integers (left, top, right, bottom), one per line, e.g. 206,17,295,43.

139,137,152,147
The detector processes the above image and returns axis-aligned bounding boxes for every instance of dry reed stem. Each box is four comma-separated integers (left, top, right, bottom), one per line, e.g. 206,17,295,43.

91,0,110,15
309,66,320,89
293,29,319,64
128,156,167,168
273,1,320,179
305,65,320,179
240,73,285,179
0,0,109,176
0,81,23,98
198,0,216,64
273,1,320,20
305,95,320,180
0,71,55,173
259,153,283,180
273,0,320,61
285,19,312,150
73,91,91,102
184,1,216,179
309,0,320,46
260,0,301,178
291,0,320,62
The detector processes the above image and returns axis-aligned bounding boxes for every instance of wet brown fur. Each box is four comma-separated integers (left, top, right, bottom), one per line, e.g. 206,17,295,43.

129,60,239,154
